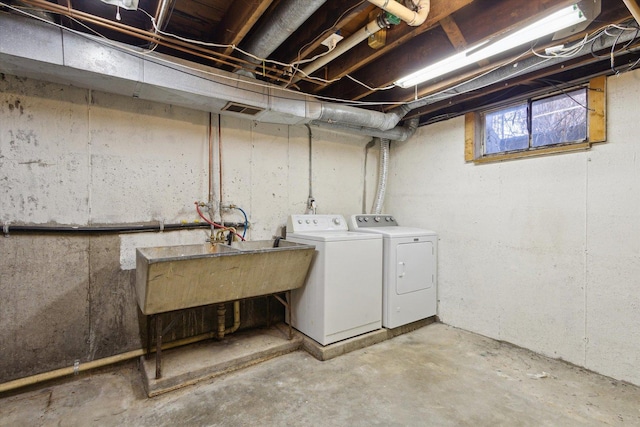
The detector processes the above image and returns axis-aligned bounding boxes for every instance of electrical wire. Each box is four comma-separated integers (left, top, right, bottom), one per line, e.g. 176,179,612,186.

0,2,407,107
5,2,640,114
284,0,366,87
409,21,640,108
139,5,390,89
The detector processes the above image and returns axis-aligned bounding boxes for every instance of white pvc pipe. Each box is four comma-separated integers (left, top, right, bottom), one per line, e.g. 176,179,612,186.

289,0,430,86
293,20,383,84
366,0,431,26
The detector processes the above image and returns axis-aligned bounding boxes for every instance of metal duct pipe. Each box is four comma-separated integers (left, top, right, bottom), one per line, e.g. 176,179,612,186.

372,138,389,214
318,102,410,132
371,117,418,214
0,12,412,136
310,115,416,141
238,0,327,72
366,0,431,26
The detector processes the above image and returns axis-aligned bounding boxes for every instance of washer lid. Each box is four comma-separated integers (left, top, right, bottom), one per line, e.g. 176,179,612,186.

287,230,382,242
354,226,437,238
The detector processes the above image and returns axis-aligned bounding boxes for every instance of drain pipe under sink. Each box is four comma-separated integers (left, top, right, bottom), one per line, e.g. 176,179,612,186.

217,301,241,339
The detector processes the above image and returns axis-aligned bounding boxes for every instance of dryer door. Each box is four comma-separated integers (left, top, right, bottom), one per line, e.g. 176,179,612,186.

395,241,434,295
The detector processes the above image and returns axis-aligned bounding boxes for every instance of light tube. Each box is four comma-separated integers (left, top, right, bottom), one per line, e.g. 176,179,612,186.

394,4,587,88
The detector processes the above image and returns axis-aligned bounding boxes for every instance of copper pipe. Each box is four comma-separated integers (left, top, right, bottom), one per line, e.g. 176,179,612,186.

19,0,321,86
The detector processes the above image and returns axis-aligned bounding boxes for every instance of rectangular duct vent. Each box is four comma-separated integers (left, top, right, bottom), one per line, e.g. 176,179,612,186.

222,102,264,116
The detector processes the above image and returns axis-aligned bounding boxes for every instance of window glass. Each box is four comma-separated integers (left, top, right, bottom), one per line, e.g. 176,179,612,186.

466,77,606,163
531,89,587,147
483,104,529,154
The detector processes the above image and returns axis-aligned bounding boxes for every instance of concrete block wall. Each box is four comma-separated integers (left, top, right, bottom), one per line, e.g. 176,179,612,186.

386,70,640,386
0,73,375,383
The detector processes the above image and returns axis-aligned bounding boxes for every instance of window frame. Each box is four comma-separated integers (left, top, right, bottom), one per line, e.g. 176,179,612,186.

465,76,606,163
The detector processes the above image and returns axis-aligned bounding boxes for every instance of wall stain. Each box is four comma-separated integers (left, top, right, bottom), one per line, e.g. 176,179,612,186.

19,159,55,167
7,99,24,115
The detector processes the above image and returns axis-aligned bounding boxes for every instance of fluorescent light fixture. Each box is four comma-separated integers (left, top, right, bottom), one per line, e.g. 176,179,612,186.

394,4,587,88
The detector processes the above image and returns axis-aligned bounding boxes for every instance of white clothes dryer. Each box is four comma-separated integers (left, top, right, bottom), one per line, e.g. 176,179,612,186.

286,214,382,345
349,214,437,329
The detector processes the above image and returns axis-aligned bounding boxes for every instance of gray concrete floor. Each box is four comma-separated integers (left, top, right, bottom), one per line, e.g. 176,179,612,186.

1,323,639,426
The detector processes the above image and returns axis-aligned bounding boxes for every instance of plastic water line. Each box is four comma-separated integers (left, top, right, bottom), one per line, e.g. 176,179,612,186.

195,202,246,241
234,207,249,238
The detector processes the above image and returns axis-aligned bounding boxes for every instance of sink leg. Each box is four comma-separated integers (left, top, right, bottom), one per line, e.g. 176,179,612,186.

155,315,162,379
146,315,152,359
286,290,292,340
266,296,271,328
273,292,294,340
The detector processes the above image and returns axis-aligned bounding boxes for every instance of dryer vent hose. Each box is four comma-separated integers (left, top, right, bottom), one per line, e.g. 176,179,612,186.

372,138,390,215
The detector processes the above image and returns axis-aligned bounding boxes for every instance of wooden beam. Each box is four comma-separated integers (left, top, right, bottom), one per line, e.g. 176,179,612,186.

439,15,467,51
321,0,474,82
329,0,582,103
439,15,490,66
621,0,640,26
275,0,372,63
213,0,275,56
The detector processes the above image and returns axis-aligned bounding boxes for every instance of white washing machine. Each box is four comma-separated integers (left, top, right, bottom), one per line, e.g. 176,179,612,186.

286,214,382,345
349,214,437,329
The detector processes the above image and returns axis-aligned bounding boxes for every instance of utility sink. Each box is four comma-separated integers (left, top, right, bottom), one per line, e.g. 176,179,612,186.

135,240,314,315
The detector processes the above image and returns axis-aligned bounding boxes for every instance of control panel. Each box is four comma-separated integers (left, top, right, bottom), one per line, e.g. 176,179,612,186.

349,214,398,229
287,214,348,233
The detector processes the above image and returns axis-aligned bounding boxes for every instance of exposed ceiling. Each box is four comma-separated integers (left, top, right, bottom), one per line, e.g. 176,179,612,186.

3,0,640,126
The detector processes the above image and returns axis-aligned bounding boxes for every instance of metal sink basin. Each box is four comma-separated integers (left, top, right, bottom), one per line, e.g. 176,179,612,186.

135,240,314,315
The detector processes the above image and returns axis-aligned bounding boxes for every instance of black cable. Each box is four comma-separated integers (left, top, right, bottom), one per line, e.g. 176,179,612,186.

2,222,248,236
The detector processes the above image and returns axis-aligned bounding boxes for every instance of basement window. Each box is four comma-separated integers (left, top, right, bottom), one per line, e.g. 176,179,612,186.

465,76,606,163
